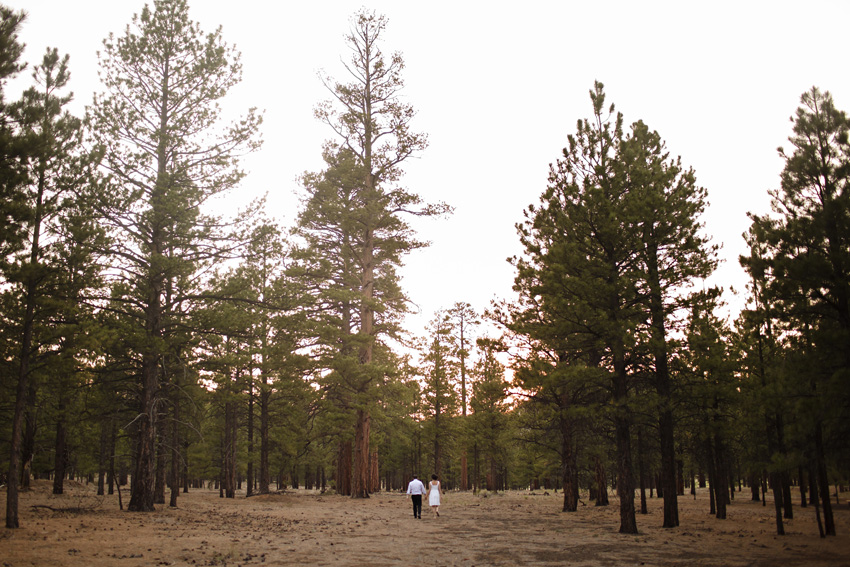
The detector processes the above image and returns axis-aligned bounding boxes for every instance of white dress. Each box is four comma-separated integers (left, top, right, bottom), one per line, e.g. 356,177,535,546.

428,481,441,506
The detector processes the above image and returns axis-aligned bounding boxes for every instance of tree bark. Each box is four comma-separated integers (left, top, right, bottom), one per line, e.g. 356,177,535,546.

19,381,38,491
646,246,678,528
370,449,380,493
595,456,609,506
809,460,825,538
713,433,728,520
637,428,648,514
246,375,254,497
351,218,375,499
611,335,637,533
52,398,66,495
560,409,578,512
352,408,371,498
337,440,352,496
797,465,807,507
677,459,685,496
224,396,237,499
107,424,116,496
169,392,180,508
460,452,468,492
154,419,166,505
259,369,270,494
815,422,835,535
98,421,108,496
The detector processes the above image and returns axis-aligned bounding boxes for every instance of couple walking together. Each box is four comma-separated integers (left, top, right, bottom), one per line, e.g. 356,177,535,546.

406,474,441,519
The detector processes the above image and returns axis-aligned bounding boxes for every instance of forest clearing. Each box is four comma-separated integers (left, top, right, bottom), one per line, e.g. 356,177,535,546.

1,480,849,567
3,0,850,557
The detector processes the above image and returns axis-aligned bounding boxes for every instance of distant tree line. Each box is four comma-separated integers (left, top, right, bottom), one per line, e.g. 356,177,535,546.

1,0,847,539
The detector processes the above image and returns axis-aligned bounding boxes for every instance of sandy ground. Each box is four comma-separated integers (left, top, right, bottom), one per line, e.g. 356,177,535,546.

1,480,849,566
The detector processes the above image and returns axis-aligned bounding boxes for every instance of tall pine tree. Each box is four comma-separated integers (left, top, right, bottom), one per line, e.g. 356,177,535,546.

743,86,850,536
309,9,444,498
87,0,261,511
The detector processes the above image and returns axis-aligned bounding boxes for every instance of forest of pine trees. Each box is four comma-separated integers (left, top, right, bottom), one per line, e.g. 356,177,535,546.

1,0,848,539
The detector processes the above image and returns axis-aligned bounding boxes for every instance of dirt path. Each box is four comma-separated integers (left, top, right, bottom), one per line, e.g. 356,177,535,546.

2,481,848,566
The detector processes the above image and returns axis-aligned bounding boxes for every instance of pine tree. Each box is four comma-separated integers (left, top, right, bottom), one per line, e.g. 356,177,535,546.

0,6,28,264
743,86,850,536
87,0,261,511
419,311,459,478
469,339,511,493
4,43,93,527
447,302,478,490
511,82,640,533
623,120,717,528
309,10,445,496
0,6,29,530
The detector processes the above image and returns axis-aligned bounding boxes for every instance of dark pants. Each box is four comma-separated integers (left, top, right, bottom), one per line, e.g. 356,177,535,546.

411,495,422,517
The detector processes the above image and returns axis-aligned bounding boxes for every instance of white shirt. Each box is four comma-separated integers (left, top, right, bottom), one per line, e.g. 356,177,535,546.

406,478,427,495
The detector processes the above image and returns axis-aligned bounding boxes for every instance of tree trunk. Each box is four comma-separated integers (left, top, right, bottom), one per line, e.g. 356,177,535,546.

770,470,785,535
644,244,679,528
246,376,254,497
370,449,380,493
560,412,578,512
169,393,180,508
706,440,716,515
797,465,807,507
107,424,116,495
595,456,609,506
488,458,498,492
677,460,685,496
750,474,760,502
809,460,826,538
154,419,166,505
612,340,637,534
98,421,108,496
182,436,190,494
637,428,648,514
713,433,728,520
337,440,352,496
473,442,480,493
460,451,468,492
352,409,371,498
775,417,792,519
815,422,835,535
127,364,157,512
433,405,442,478
52,401,67,495
224,398,237,499
19,381,38,491
259,373,270,494
349,192,376,498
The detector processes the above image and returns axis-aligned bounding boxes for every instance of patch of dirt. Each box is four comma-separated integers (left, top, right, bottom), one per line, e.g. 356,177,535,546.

1,480,849,566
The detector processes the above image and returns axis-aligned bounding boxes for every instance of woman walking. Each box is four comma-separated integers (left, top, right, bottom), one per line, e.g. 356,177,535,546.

427,474,442,517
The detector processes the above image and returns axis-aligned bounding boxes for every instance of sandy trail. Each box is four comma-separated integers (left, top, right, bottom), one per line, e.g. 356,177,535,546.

1,480,848,566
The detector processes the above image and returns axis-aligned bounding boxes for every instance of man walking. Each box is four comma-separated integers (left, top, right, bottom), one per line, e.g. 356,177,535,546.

406,474,427,519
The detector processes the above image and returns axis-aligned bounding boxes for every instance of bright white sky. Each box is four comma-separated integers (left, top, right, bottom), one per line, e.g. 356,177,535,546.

7,0,850,344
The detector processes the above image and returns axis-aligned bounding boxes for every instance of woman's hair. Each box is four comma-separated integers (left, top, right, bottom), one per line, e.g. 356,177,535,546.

431,474,438,480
